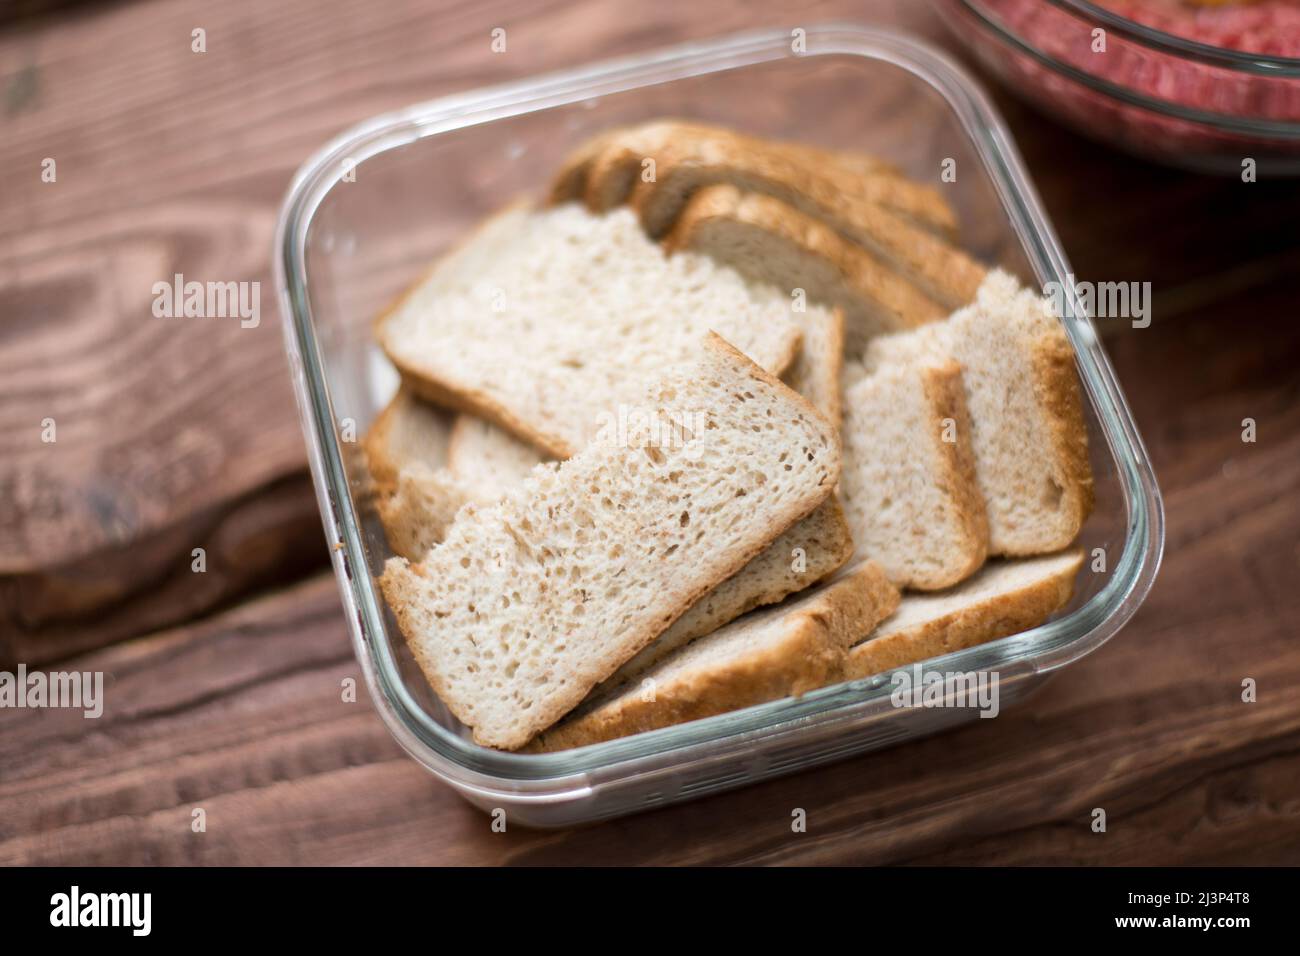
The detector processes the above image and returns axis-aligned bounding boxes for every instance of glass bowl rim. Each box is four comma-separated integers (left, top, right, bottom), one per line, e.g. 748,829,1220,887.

950,0,1300,136
1051,0,1300,74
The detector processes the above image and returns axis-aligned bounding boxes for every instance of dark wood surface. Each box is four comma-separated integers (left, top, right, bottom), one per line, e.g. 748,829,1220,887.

1,0,1297,865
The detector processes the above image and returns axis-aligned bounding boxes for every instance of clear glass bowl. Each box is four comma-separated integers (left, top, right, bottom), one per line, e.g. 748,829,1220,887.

936,0,1300,174
274,23,1163,827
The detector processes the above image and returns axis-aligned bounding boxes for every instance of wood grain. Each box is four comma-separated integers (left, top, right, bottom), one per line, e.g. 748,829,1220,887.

1,0,1298,864
2,281,1297,865
4,0,1299,657
0,0,934,659
0,472,327,668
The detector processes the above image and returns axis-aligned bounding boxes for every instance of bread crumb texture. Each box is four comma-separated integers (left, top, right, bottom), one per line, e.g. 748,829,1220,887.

381,334,839,750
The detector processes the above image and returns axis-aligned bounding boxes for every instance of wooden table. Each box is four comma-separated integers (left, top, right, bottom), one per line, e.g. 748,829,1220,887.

2,0,1298,865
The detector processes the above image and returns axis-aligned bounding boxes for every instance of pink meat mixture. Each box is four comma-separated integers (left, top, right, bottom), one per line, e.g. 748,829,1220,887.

1098,1,1300,58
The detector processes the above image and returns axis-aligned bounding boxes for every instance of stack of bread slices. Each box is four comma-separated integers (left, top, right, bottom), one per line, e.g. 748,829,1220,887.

366,120,1094,752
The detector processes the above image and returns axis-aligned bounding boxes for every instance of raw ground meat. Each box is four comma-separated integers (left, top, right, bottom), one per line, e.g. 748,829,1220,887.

1100,1,1300,58
955,0,1300,168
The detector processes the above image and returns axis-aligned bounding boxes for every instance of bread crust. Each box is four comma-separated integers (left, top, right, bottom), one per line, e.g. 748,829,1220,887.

376,202,802,459
569,120,957,234
1019,334,1095,554
918,361,990,588
528,561,899,751
382,333,841,750
547,128,620,204
597,493,855,693
363,388,423,495
582,123,679,211
842,550,1083,680
631,137,985,309
664,183,947,352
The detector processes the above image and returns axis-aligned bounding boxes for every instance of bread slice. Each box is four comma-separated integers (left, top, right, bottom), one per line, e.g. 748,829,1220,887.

378,379,847,643
842,549,1084,680
446,414,545,492
665,184,946,358
862,271,1094,555
629,138,985,310
581,121,680,212
840,359,988,590
375,465,478,560
362,390,467,559
547,128,620,205
661,186,849,423
390,409,852,638
563,120,956,234
784,304,845,428
380,334,841,750
376,203,803,458
600,493,854,691
363,389,548,560
362,387,453,495
528,561,900,751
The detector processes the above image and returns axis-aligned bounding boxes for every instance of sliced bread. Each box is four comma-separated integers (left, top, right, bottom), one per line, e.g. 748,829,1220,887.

376,202,804,458
599,493,854,691
363,389,467,559
446,414,546,491
376,465,479,561
839,359,988,591
631,145,982,310
566,121,956,234
861,271,1094,555
365,391,551,560
529,560,900,751
664,183,947,358
395,413,852,643
362,387,453,495
782,303,845,432
842,549,1084,680
581,120,680,212
628,138,985,310
547,127,620,205
380,334,841,750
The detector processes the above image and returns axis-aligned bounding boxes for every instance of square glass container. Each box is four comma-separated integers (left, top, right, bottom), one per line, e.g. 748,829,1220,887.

275,23,1163,828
